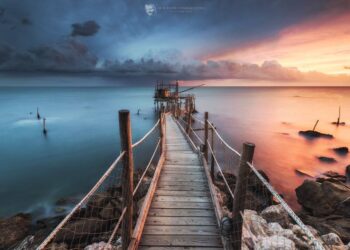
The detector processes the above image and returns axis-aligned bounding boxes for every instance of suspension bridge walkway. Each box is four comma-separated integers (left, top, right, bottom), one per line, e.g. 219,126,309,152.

38,103,325,250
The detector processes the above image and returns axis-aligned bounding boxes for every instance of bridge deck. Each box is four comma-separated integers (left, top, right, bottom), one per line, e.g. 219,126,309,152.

139,116,223,249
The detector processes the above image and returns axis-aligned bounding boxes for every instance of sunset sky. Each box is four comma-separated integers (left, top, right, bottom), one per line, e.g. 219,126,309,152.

0,0,350,84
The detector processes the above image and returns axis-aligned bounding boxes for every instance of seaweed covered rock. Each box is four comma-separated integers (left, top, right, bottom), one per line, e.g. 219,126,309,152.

0,213,31,249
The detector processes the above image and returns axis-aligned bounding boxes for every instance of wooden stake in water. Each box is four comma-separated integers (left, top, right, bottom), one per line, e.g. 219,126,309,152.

312,120,319,131
337,106,341,126
37,107,41,120
43,118,47,135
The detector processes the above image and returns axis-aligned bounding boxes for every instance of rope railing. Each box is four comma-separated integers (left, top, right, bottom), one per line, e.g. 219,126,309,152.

207,139,234,199
133,139,161,196
207,121,241,157
132,119,160,148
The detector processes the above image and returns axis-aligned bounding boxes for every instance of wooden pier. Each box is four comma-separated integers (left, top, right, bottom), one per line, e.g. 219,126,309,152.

137,115,223,249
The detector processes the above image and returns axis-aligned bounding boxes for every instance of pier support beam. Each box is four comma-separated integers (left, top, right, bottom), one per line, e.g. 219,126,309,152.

119,110,134,250
232,142,255,249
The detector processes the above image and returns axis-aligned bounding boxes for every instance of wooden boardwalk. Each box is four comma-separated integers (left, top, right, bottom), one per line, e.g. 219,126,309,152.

139,115,223,249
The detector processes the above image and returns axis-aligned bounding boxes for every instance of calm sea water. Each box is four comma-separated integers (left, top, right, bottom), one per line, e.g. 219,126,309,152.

0,74,349,218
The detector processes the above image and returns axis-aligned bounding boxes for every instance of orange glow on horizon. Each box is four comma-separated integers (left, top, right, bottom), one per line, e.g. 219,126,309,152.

209,12,350,76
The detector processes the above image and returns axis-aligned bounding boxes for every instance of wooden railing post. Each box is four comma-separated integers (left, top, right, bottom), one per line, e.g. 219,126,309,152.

232,142,255,249
210,123,215,183
118,110,134,250
159,107,164,154
204,112,209,161
186,108,192,134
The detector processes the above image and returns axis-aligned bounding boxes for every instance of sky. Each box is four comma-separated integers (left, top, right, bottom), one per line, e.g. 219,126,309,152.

1,0,350,85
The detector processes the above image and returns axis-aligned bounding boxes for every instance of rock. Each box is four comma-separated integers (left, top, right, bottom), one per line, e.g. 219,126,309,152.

0,213,31,249
242,210,269,238
84,241,119,250
300,213,350,244
261,205,291,228
296,180,334,216
321,233,345,249
299,130,333,139
54,217,107,243
255,235,296,250
36,215,65,230
217,171,236,186
47,243,68,250
334,147,349,155
316,171,347,184
13,235,35,250
55,197,80,206
99,202,115,220
346,165,350,182
318,156,337,163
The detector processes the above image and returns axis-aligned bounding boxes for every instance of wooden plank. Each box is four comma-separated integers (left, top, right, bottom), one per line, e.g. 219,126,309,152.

128,153,166,249
148,208,214,217
139,235,222,247
146,216,217,226
151,201,212,209
139,247,223,250
160,176,207,182
163,165,202,170
153,196,211,203
158,180,208,187
162,170,204,175
165,159,201,165
142,225,220,235
161,173,205,178
155,190,209,197
157,185,209,191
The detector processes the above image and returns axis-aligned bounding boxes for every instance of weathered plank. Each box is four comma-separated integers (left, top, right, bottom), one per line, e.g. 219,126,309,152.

142,225,220,235
146,216,217,226
139,247,223,250
139,235,222,247
153,196,211,203
158,180,208,187
160,176,207,182
156,185,209,191
148,208,214,217
151,201,212,209
155,190,209,197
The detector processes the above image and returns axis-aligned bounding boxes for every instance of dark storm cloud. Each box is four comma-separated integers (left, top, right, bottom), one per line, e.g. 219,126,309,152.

71,20,100,37
0,40,97,71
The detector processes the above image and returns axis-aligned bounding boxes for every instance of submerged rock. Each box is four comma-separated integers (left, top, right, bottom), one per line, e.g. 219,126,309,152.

346,165,350,182
333,147,349,155
299,130,333,139
0,213,31,249
318,156,337,163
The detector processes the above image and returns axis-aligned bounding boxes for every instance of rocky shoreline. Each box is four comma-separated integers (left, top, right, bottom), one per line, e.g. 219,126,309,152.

214,168,350,249
0,165,157,250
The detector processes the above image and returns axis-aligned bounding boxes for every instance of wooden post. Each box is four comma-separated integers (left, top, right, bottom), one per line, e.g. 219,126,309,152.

232,142,255,249
119,110,134,250
210,125,215,183
43,118,47,134
186,100,192,134
204,112,209,161
159,108,164,154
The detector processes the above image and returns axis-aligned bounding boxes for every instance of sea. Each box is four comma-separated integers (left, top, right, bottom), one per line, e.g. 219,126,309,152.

0,73,349,219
